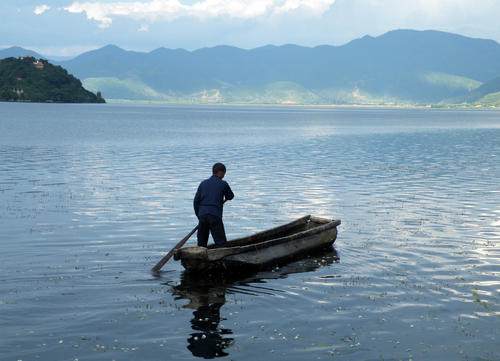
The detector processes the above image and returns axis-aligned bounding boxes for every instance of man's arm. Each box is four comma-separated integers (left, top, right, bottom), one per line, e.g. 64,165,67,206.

193,184,202,217
224,182,234,201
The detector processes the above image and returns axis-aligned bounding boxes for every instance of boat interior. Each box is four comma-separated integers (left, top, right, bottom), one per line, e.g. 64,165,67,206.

207,215,332,249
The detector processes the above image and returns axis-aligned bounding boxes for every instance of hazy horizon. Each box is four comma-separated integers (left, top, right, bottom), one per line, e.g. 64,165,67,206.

2,0,500,57
3,28,500,60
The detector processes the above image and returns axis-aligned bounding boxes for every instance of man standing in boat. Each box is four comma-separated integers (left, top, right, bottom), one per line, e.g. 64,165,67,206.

194,163,234,247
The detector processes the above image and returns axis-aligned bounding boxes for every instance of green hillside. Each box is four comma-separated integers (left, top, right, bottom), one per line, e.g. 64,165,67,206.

0,57,105,103
83,77,166,100
220,82,321,104
475,92,500,106
83,78,404,105
421,72,481,91
470,76,500,100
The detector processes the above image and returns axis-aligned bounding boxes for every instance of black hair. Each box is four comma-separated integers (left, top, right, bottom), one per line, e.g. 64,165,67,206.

212,162,226,174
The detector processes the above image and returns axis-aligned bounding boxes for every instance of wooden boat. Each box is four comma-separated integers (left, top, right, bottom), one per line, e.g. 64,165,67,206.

174,215,340,273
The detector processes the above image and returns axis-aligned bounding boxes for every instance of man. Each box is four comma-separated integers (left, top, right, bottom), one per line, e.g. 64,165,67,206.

193,163,234,247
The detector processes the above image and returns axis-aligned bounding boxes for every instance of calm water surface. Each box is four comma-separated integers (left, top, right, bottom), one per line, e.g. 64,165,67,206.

0,103,499,360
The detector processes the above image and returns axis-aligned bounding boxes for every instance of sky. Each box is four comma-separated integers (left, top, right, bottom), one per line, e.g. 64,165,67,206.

2,0,500,56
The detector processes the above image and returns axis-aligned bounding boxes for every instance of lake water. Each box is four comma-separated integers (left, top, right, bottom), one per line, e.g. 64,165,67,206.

0,103,499,361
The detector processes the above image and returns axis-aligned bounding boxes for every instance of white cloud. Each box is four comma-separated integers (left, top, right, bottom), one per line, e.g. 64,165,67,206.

64,0,337,28
138,24,149,32
34,4,50,15
274,0,334,16
324,0,500,44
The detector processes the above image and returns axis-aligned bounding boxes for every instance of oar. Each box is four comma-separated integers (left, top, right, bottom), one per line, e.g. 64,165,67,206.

151,200,228,273
151,225,198,273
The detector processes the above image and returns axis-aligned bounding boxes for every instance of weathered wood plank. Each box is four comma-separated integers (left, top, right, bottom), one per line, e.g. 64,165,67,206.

174,215,341,272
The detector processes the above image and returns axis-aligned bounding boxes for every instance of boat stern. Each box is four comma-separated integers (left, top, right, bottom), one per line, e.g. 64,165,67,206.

174,246,212,272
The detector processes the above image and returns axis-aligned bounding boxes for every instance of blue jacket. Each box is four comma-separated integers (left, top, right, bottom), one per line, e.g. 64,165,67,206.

194,175,234,219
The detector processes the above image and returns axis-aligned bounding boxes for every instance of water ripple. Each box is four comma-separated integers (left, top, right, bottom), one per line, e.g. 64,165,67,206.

0,103,499,361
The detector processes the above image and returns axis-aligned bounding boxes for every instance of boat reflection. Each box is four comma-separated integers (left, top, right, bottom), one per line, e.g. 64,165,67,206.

171,246,339,359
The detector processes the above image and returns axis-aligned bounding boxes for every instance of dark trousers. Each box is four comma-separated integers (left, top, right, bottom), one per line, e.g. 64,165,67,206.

197,214,227,247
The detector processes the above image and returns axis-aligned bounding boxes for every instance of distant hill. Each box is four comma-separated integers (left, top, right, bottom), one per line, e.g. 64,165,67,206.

7,30,500,105
475,92,500,107
0,46,44,60
0,57,105,103
471,76,500,98
445,75,500,106
465,76,500,106
0,46,74,62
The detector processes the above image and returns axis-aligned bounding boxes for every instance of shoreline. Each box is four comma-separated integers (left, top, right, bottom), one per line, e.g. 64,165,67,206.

105,99,500,111
1,99,499,111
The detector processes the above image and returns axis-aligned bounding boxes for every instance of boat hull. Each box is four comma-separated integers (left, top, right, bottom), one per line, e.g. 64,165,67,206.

175,215,340,273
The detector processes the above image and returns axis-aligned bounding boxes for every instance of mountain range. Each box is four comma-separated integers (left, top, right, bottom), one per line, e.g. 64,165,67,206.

2,30,500,105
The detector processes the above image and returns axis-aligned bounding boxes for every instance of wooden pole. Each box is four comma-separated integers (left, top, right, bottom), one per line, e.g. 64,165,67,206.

151,225,199,273
152,200,228,273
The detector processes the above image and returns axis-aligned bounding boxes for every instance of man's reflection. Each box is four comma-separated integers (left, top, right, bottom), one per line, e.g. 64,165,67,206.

172,246,339,359
187,297,233,357
174,280,233,358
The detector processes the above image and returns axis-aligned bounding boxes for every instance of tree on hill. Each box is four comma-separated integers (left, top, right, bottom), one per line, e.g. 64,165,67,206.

0,57,105,103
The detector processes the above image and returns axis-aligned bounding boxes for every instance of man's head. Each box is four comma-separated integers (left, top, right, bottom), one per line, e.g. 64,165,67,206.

212,162,227,179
